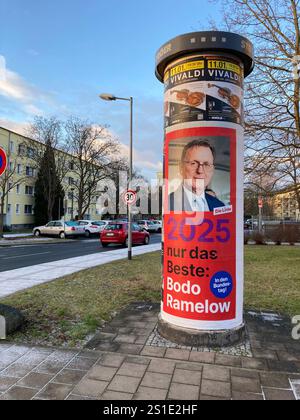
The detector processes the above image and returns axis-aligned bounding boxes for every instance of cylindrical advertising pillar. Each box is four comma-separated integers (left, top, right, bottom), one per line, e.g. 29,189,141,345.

155,32,254,346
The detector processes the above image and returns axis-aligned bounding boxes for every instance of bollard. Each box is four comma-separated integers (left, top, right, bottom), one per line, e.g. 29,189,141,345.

155,31,254,346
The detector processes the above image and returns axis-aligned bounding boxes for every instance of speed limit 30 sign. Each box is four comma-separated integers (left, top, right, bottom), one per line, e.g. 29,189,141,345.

0,147,7,177
123,190,137,206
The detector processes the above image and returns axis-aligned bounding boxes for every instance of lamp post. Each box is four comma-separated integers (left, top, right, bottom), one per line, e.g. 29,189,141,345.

99,93,133,260
71,187,75,221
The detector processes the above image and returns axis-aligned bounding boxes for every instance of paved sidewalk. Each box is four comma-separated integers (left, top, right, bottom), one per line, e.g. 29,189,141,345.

0,303,299,400
0,243,161,298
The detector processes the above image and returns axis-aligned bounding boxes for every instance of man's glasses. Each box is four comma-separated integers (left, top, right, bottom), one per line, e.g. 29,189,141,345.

183,160,214,172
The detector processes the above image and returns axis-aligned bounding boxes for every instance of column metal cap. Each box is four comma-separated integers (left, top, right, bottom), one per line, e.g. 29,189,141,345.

155,31,254,82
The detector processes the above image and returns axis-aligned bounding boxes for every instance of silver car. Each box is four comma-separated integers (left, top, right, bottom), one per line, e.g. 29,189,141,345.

137,220,157,233
33,221,86,239
77,220,113,237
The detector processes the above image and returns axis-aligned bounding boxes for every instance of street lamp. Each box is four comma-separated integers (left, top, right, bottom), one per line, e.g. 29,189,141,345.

71,187,75,221
99,93,133,260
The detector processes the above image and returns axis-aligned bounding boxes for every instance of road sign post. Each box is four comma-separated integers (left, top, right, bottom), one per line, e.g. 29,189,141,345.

123,190,137,260
0,147,7,177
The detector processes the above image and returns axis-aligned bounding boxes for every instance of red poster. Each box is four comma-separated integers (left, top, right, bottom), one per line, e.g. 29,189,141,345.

162,127,237,323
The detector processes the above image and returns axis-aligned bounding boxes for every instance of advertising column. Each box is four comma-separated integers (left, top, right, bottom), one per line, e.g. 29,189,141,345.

155,32,254,346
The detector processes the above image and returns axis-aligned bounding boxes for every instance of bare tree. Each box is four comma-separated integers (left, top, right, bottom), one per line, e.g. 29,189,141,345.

0,150,27,235
212,0,300,207
25,116,69,221
65,117,123,219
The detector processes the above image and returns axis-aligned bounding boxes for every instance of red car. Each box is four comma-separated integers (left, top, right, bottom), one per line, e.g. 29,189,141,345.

100,222,150,247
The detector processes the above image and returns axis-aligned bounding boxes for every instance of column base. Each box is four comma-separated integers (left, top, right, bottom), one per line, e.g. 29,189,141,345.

157,315,245,347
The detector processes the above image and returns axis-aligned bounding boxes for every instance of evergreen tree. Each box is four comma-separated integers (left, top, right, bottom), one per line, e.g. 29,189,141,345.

34,141,65,225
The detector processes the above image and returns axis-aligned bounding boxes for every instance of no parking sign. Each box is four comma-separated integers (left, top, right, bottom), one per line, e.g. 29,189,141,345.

0,147,7,177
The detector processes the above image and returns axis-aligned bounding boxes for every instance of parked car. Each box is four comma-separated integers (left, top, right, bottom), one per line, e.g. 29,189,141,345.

77,220,112,237
150,220,162,233
33,221,86,239
100,222,150,247
136,220,158,233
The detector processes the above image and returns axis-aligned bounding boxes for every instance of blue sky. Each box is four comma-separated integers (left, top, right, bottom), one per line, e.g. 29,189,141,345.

0,0,223,179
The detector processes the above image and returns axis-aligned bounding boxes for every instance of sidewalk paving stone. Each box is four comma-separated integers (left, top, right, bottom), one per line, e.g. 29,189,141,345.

96,353,125,368
232,391,264,400
0,386,38,400
202,365,230,382
165,348,190,361
133,386,167,400
215,354,242,367
263,388,295,400
201,379,231,399
102,390,133,400
55,369,90,385
141,346,166,358
172,369,202,386
141,372,172,390
86,365,118,382
117,362,147,378
0,376,18,392
168,383,200,400
259,372,290,389
108,375,141,394
35,383,74,400
189,351,215,364
0,304,300,400
73,378,109,398
231,376,261,394
18,372,55,389
148,359,175,374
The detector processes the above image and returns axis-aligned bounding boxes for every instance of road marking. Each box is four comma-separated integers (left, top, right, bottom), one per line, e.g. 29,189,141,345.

3,252,51,260
290,379,300,400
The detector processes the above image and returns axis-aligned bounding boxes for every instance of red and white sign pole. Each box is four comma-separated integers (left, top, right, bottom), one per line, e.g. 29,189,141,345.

0,147,8,177
155,32,254,346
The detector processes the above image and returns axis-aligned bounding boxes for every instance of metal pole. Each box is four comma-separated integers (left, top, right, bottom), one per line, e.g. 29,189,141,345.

128,97,133,260
259,206,262,233
71,189,74,221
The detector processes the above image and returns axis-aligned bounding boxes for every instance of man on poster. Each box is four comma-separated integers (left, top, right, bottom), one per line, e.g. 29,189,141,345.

169,139,225,212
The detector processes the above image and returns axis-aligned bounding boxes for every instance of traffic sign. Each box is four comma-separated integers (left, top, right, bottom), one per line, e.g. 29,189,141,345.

0,147,7,177
123,189,137,206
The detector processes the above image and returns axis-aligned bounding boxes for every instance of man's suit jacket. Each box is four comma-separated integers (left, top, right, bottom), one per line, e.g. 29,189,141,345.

169,187,225,212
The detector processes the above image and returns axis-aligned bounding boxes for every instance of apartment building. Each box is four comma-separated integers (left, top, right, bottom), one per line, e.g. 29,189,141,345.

0,127,103,230
273,187,300,221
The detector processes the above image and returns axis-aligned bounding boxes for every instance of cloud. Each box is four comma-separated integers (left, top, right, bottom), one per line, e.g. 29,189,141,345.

0,119,30,135
118,142,162,172
0,55,52,116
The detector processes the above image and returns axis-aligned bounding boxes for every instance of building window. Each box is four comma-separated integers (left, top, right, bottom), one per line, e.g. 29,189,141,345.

68,177,74,186
16,204,20,214
69,161,74,170
27,147,34,158
18,144,26,156
9,141,14,153
17,164,22,174
7,204,11,214
24,205,33,214
9,161,14,171
25,185,34,195
26,166,34,177
16,184,21,194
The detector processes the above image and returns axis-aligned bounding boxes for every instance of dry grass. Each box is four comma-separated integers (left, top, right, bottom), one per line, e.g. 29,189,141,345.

1,246,299,347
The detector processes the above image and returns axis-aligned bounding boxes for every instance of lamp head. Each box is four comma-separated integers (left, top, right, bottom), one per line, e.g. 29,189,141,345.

99,93,116,101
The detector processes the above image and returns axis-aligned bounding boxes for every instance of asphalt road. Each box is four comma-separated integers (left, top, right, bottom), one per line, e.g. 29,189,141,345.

0,234,162,272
